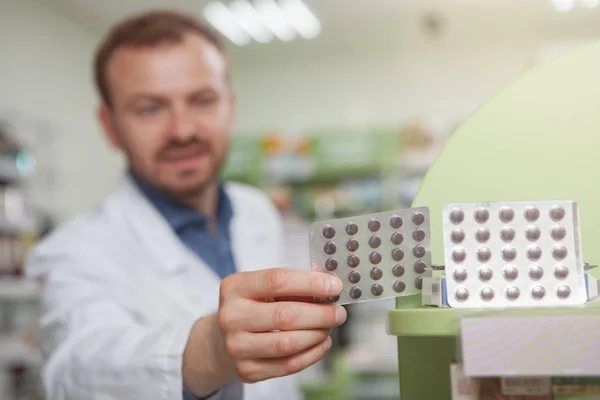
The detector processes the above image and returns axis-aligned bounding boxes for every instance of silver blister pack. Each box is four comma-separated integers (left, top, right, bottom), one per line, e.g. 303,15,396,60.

309,207,431,305
442,200,587,308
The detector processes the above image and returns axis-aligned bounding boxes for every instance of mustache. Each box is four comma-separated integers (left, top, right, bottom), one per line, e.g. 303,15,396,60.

157,138,212,160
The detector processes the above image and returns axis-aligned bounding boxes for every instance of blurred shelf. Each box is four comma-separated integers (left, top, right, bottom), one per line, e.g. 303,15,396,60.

0,335,42,366
0,156,26,184
0,278,40,301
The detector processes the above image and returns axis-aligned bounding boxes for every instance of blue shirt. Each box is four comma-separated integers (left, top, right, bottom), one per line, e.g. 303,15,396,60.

132,173,237,280
131,173,238,399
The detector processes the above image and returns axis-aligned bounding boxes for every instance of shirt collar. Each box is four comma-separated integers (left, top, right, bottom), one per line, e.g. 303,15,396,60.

129,171,234,234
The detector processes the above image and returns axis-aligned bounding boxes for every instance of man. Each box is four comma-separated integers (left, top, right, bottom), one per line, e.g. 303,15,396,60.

25,10,346,400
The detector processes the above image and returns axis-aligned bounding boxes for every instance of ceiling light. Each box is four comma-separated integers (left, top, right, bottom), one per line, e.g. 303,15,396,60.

229,0,274,43
581,0,600,8
254,0,297,42
552,0,575,12
280,0,321,39
203,1,251,46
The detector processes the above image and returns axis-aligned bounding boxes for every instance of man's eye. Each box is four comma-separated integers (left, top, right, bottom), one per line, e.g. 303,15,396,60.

193,96,218,106
138,105,160,115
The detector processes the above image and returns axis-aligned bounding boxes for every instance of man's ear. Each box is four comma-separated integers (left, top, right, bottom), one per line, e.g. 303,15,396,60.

98,104,122,149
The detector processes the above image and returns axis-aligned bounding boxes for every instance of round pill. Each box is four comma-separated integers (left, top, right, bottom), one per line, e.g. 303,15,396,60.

347,255,360,268
480,287,494,301
322,225,336,239
452,247,467,262
557,284,571,299
368,218,381,232
325,258,338,271
414,277,423,290
550,205,566,221
552,244,568,260
525,225,541,241
531,285,546,300
476,228,491,243
527,245,542,261
327,296,340,303
551,224,567,240
371,283,384,296
477,247,492,262
324,242,336,255
349,287,362,300
345,221,359,235
451,228,465,243
552,245,567,260
368,235,381,249
528,264,544,280
390,215,403,229
369,252,382,265
501,246,517,262
455,287,469,301
413,245,426,258
503,265,519,281
346,239,359,252
478,266,493,281
412,212,425,226
474,207,490,223
554,264,569,279
506,286,520,300
390,232,404,245
413,229,426,242
449,207,464,224
391,248,404,261
525,206,540,222
453,267,468,282
501,226,516,242
393,280,406,293
348,271,361,284
392,264,405,277
370,267,383,280
499,206,515,222
414,261,427,274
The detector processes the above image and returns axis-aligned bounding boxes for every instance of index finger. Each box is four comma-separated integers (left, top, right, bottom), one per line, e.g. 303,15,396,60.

236,268,343,299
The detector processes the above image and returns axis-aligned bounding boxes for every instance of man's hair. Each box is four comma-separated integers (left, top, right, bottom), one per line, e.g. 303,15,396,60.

93,9,225,107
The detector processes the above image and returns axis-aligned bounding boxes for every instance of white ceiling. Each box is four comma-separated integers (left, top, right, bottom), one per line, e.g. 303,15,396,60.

44,0,600,55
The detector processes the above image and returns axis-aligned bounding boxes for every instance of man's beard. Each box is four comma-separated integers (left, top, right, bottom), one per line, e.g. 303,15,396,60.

126,137,228,201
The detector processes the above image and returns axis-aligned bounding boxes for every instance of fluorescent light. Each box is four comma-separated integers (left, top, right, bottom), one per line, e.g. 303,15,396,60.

203,1,251,46
280,0,321,39
254,0,297,42
229,0,274,43
581,0,600,8
552,0,575,12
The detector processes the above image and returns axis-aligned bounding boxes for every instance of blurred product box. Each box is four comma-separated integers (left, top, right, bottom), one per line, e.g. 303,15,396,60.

451,365,600,399
552,377,600,399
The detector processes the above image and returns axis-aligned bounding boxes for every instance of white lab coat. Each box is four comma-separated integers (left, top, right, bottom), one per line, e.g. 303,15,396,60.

25,175,302,400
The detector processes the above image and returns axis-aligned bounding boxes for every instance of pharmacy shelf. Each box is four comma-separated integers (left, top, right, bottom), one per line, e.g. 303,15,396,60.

386,295,600,400
0,278,41,301
0,335,42,366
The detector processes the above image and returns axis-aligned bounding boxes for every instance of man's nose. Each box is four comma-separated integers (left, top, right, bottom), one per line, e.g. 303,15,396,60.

170,106,196,140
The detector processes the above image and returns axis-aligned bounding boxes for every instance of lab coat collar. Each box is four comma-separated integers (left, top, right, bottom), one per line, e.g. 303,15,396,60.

114,174,221,280
128,170,234,237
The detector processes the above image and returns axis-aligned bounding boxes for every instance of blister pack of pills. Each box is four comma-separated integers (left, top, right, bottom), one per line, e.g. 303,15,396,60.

309,207,431,305
442,200,587,308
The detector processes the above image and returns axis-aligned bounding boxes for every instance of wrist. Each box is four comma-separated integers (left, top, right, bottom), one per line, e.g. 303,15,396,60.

182,313,236,397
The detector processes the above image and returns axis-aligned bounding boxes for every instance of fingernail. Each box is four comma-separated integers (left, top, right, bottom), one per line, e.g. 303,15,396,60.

327,276,343,294
335,306,347,325
323,336,332,351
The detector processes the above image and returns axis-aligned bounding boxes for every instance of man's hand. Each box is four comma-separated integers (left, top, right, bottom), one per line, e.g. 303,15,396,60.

218,268,345,383
182,268,345,396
